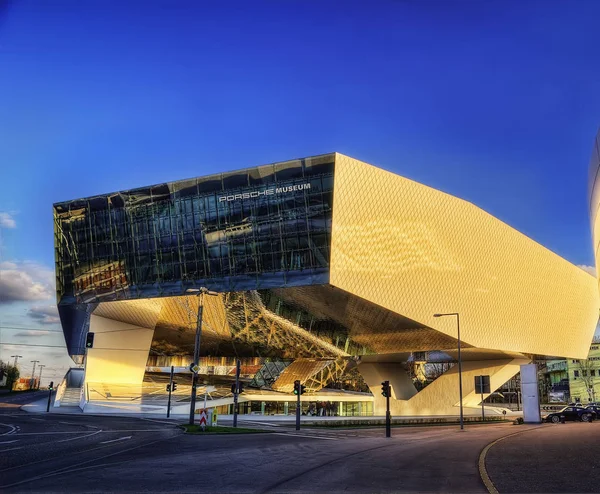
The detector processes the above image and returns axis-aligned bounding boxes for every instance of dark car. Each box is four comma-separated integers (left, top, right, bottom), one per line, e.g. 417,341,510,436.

586,405,600,415
545,406,596,423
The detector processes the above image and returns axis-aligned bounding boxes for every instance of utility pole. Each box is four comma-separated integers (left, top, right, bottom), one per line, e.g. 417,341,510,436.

37,365,45,390
11,355,22,368
233,359,241,428
30,360,40,390
167,365,174,418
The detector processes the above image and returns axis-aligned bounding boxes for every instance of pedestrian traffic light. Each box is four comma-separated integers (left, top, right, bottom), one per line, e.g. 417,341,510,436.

48,381,54,391
172,382,177,391
166,384,171,392
85,332,95,349
231,382,244,394
381,381,390,398
293,380,306,395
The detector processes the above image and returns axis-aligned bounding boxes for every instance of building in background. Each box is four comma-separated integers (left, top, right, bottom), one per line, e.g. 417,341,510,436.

567,340,600,403
52,153,600,416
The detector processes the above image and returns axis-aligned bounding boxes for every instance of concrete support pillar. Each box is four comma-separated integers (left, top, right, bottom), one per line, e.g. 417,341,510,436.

284,401,289,415
261,401,266,415
520,363,542,423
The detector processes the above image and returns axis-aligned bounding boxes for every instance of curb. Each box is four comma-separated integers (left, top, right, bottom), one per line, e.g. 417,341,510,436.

478,425,545,494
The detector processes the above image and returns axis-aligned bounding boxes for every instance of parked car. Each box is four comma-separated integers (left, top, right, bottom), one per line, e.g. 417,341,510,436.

544,406,596,423
586,405,600,415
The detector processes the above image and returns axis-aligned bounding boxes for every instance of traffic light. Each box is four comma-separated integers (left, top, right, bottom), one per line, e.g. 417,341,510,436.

231,382,244,394
293,380,306,395
381,381,390,398
166,384,171,392
48,381,54,391
85,332,95,349
172,382,177,391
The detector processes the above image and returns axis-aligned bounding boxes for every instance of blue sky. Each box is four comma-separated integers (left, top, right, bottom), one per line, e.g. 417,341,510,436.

1,0,600,382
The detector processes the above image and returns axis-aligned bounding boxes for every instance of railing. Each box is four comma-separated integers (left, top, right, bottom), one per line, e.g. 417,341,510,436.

54,378,67,407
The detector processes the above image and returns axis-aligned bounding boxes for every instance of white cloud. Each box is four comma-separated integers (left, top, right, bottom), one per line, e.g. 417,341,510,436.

0,212,16,229
578,265,596,276
27,305,60,325
0,260,55,304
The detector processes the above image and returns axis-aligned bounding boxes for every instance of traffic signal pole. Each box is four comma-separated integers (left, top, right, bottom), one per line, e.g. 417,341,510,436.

233,359,241,428
167,365,174,418
385,381,391,438
46,382,54,412
295,381,301,431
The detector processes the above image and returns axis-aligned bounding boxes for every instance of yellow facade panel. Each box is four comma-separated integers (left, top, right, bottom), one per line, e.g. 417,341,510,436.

330,154,599,359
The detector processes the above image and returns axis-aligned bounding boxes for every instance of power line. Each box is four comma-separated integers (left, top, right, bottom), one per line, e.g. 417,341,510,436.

0,327,63,333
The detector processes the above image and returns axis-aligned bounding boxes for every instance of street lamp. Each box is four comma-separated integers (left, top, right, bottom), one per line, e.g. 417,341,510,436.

10,355,22,368
433,312,464,430
185,287,219,426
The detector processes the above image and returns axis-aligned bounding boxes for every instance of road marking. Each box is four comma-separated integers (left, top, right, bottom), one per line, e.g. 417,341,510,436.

271,432,339,441
59,421,85,426
479,426,546,494
100,436,132,444
0,433,180,489
140,418,179,426
29,418,45,422
0,440,19,445
0,423,17,436
57,430,103,443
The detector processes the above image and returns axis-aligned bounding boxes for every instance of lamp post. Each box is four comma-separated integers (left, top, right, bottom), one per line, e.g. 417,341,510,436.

186,287,219,426
11,355,22,368
433,312,464,430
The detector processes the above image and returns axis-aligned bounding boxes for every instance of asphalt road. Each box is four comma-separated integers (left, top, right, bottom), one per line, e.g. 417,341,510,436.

486,421,600,493
2,392,593,493
0,392,533,494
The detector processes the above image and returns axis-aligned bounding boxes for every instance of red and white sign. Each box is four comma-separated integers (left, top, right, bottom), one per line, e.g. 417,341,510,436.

197,409,208,426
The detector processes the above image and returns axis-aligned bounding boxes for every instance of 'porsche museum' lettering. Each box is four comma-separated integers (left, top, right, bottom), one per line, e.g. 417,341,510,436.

218,183,311,203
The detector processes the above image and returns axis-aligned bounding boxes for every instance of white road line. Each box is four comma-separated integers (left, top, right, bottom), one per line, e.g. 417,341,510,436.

57,430,103,443
271,432,339,441
0,423,17,436
59,421,84,426
100,436,132,444
0,440,19,445
29,418,45,422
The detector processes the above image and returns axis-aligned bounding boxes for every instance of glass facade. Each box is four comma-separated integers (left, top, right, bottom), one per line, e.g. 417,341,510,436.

54,154,335,305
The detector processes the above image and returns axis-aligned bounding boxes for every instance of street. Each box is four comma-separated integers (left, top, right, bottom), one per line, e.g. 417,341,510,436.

2,393,600,493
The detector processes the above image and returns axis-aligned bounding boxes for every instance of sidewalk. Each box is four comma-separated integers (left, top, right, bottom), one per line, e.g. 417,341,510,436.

22,395,522,425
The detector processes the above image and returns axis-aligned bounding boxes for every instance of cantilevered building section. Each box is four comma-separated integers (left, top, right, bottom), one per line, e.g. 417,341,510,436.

53,153,600,415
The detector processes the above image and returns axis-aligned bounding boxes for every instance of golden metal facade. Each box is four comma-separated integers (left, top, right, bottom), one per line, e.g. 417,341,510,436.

331,153,599,359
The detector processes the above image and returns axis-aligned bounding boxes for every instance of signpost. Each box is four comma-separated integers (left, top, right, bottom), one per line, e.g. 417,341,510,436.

475,375,491,421
197,408,208,431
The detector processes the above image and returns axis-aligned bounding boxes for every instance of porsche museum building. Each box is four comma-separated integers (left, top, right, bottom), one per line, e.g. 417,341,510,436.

53,152,600,416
